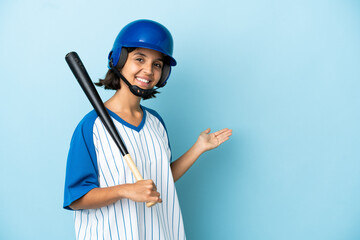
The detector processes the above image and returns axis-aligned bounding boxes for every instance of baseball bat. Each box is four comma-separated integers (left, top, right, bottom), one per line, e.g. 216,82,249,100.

65,51,156,208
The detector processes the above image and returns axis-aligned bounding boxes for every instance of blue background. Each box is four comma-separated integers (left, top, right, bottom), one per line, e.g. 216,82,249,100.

1,0,359,239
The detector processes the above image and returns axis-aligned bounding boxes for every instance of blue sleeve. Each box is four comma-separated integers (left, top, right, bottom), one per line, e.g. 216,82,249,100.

63,111,99,210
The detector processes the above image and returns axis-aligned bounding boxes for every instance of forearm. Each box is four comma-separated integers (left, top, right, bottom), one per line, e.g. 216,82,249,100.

170,142,205,182
69,180,161,210
170,128,232,182
69,185,125,210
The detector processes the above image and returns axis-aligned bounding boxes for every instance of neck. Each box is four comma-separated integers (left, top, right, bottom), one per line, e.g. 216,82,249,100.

104,81,142,114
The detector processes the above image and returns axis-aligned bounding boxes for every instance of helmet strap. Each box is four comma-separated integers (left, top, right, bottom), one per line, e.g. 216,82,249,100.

110,67,159,98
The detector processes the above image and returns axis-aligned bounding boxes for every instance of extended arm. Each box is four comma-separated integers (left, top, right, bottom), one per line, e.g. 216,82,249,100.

170,128,232,182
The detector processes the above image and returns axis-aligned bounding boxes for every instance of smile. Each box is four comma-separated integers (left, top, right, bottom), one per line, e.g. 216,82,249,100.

136,77,150,84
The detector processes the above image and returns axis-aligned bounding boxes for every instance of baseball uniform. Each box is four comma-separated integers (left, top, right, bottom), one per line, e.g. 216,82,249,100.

64,106,186,240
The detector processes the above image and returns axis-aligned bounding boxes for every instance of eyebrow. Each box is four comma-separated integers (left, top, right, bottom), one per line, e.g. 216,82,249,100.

134,52,164,62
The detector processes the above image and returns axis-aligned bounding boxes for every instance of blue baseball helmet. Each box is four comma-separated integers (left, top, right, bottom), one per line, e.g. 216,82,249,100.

108,19,176,87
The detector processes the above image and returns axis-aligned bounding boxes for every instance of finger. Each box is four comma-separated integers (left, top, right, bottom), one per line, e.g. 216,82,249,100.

142,179,155,188
218,130,232,138
152,182,157,191
216,131,231,141
218,136,230,145
150,191,160,196
202,128,211,134
150,192,161,202
213,128,230,137
216,129,232,138
152,196,162,203
141,179,153,185
218,131,232,139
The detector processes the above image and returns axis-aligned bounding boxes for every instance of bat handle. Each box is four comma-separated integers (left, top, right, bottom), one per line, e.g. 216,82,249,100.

123,154,157,207
146,201,157,208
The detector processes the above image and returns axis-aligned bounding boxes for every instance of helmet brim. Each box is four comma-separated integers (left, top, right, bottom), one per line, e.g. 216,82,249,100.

123,42,177,66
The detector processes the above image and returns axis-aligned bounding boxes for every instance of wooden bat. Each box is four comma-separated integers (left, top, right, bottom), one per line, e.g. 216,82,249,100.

65,51,156,208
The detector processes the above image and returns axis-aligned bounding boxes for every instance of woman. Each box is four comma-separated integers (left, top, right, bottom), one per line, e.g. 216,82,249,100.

64,19,232,240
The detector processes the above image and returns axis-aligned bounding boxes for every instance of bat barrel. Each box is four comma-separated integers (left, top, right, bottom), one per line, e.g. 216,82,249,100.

65,51,128,156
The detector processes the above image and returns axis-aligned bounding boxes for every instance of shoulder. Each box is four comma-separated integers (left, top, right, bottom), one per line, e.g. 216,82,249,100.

70,110,99,143
79,109,99,126
75,110,99,132
142,105,166,127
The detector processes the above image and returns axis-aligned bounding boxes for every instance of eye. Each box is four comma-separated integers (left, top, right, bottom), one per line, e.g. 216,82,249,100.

136,58,144,62
154,62,163,68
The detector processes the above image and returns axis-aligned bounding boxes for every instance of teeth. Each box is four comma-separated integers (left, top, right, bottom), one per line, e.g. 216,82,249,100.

136,77,149,83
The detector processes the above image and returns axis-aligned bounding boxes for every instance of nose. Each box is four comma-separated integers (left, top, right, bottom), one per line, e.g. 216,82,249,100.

142,62,154,76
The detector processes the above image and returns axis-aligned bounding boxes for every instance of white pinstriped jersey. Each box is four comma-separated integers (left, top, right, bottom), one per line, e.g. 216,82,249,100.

64,106,186,240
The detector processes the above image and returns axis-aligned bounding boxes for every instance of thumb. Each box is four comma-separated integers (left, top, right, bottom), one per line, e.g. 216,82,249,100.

202,128,211,134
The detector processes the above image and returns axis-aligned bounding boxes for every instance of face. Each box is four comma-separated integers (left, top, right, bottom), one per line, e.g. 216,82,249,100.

121,48,164,89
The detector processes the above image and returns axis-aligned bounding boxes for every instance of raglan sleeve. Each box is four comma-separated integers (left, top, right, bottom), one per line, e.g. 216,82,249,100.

63,116,99,210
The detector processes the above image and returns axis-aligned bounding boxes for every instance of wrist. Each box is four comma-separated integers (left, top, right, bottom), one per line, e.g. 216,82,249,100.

193,140,206,155
116,184,128,200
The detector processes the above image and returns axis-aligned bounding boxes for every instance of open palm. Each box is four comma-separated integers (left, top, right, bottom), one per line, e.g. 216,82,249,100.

197,128,232,152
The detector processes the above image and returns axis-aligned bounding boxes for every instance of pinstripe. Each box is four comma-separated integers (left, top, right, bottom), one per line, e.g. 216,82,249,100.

177,210,181,240
89,211,92,240
154,205,163,239
95,124,113,186
116,124,136,240
74,211,78,239
93,133,99,141
94,209,99,239
73,211,76,238
81,210,86,240
130,129,145,178
84,210,89,240
113,203,122,240
121,124,137,183
97,125,115,239
88,213,93,240
133,129,147,240
166,157,171,234
78,211,83,240
145,114,173,240
143,123,159,240
95,124,114,240
158,151,170,240
100,122,121,182
141,126,154,240
147,116,171,240
98,164,110,240
105,206,113,240
130,129,147,240
144,120,158,185
99,208,105,240
173,192,179,240
138,130,149,240
122,124,142,240
145,117,168,240
76,210,82,240
100,122,126,240
157,114,179,239
172,188,176,239
164,161,171,239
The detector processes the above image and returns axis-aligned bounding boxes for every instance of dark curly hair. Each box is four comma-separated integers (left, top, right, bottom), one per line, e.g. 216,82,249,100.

95,47,159,100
